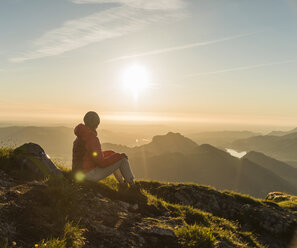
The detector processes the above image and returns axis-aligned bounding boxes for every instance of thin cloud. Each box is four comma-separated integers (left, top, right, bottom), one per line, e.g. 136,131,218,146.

10,4,186,63
70,0,185,10
107,32,258,62
186,59,297,77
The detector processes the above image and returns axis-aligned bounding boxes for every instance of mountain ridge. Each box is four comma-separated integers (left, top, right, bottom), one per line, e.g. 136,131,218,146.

102,132,297,198
268,127,297,136
188,130,261,148
232,131,297,162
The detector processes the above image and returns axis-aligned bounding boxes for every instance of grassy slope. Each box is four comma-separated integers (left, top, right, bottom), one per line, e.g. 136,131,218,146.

0,148,296,248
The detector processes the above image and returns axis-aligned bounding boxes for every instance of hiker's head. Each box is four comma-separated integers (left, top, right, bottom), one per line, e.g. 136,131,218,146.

84,111,100,130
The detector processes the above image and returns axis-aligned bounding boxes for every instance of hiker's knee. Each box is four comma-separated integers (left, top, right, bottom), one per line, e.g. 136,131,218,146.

122,157,129,164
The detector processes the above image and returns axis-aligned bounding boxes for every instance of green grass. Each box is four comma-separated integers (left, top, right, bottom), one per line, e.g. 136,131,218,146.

37,221,85,248
140,180,264,208
278,200,297,210
143,190,266,248
175,224,216,248
223,191,263,206
100,176,119,191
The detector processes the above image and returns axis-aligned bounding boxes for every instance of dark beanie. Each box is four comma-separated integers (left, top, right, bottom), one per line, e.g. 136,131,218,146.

83,111,100,129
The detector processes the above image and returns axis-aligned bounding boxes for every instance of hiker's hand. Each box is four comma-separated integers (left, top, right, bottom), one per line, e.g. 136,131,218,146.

121,153,128,159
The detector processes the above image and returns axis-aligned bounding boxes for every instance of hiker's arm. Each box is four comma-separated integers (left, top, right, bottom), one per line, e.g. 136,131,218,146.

86,136,122,168
102,150,115,157
101,152,123,167
103,150,127,159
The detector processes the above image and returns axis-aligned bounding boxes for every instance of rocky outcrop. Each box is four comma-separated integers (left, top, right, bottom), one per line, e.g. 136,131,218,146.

0,170,181,248
266,192,297,203
140,181,297,248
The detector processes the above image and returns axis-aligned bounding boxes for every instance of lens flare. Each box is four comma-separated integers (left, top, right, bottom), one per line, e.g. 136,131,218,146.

75,171,85,182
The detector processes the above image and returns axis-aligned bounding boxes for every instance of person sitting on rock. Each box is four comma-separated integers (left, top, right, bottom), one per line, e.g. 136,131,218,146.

72,111,135,188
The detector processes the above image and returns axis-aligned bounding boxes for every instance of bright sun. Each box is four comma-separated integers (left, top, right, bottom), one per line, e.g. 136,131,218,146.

121,64,150,96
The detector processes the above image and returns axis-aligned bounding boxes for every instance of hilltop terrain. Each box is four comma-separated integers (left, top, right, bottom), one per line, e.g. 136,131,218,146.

0,148,296,248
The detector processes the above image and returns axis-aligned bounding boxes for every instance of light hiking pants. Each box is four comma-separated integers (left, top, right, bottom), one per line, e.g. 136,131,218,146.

85,158,134,184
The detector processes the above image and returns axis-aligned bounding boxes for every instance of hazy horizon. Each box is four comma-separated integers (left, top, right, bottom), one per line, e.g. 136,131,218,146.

1,0,297,131
1,118,297,135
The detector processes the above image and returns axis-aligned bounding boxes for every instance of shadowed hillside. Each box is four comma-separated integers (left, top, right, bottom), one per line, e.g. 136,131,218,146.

244,151,297,187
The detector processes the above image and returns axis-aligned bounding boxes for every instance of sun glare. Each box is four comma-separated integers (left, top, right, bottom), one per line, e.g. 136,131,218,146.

121,64,150,97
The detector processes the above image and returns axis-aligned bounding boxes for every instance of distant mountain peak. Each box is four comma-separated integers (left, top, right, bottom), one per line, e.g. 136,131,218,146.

152,132,185,139
268,127,297,136
151,132,197,146
141,132,198,155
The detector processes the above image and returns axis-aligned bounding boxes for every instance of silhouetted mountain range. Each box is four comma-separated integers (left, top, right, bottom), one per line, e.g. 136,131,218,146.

103,133,297,198
188,131,260,148
232,131,297,162
268,127,297,136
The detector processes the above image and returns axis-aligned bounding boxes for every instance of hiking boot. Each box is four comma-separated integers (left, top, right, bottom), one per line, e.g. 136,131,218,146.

118,182,129,192
129,183,140,191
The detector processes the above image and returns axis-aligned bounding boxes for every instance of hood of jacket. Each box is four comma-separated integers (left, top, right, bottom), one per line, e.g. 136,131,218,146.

74,124,97,140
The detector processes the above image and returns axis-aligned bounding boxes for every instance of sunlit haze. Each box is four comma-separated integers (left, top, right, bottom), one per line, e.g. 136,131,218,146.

1,0,297,132
121,63,151,99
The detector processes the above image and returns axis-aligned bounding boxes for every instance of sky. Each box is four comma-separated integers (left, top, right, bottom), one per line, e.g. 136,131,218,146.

1,0,297,130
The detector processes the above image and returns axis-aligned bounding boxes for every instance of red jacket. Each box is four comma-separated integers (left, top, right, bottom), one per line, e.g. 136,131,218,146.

73,124,123,173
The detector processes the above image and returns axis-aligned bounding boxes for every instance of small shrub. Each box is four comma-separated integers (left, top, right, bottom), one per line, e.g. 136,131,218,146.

0,147,13,159
180,206,209,226
38,221,85,248
175,224,216,248
63,221,86,248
